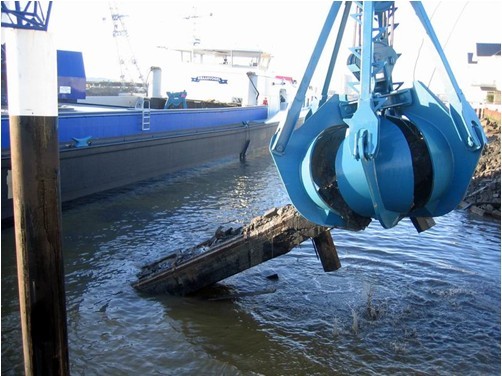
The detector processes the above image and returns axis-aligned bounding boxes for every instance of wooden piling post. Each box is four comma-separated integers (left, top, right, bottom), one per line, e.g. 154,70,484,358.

6,28,70,375
312,230,341,272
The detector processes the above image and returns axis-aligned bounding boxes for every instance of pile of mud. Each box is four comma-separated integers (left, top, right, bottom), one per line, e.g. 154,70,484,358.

463,110,501,218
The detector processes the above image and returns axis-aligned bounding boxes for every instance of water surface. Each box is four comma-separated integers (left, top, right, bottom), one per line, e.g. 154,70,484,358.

2,152,500,375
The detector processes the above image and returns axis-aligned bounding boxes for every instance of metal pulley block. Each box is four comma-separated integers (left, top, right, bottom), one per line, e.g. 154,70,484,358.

270,1,486,232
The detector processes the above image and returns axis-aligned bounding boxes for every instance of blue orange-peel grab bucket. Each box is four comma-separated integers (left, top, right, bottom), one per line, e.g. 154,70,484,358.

270,2,486,232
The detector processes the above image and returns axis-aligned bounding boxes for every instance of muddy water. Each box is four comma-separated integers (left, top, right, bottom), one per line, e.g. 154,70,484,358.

1,152,500,375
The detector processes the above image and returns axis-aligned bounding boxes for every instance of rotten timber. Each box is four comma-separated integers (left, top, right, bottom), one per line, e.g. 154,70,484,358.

133,204,340,295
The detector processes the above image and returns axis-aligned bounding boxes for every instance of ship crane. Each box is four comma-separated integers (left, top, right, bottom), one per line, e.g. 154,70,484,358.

108,2,147,93
270,1,486,233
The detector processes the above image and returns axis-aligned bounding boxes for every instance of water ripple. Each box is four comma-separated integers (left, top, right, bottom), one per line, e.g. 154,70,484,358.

1,153,500,375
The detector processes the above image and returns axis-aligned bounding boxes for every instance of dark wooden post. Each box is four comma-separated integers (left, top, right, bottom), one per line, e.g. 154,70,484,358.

312,230,341,272
5,27,70,375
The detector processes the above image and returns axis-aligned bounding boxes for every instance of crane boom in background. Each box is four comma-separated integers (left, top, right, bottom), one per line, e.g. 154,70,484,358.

108,2,147,94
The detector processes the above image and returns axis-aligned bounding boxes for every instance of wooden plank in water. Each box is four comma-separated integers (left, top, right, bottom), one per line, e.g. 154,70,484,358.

133,205,340,295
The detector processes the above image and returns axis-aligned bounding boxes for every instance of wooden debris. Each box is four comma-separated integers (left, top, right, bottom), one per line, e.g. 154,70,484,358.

133,204,340,295
469,205,486,217
265,273,279,281
312,230,341,272
411,216,436,233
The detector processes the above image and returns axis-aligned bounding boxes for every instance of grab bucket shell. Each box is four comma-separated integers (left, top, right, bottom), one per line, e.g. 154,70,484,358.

335,117,415,218
270,84,485,231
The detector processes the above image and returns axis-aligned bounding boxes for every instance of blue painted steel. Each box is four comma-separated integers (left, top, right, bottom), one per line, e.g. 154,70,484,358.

72,136,92,148
410,1,486,151
165,91,188,109
57,50,86,101
270,2,342,154
401,81,482,216
318,2,352,108
345,2,379,160
1,2,52,31
2,49,87,105
269,1,486,231
336,117,414,228
270,2,356,228
340,2,412,228
271,94,350,228
1,106,268,149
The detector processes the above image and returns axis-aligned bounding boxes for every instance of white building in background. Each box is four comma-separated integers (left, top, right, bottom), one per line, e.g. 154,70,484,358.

467,43,501,110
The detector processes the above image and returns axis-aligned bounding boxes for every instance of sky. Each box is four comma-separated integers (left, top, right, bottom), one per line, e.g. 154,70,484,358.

6,1,501,99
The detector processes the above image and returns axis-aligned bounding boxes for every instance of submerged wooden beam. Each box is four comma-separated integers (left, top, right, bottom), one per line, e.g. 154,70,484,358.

133,205,341,295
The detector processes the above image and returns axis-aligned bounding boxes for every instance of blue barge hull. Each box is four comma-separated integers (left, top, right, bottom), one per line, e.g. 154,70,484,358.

1,105,277,223
1,105,268,148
